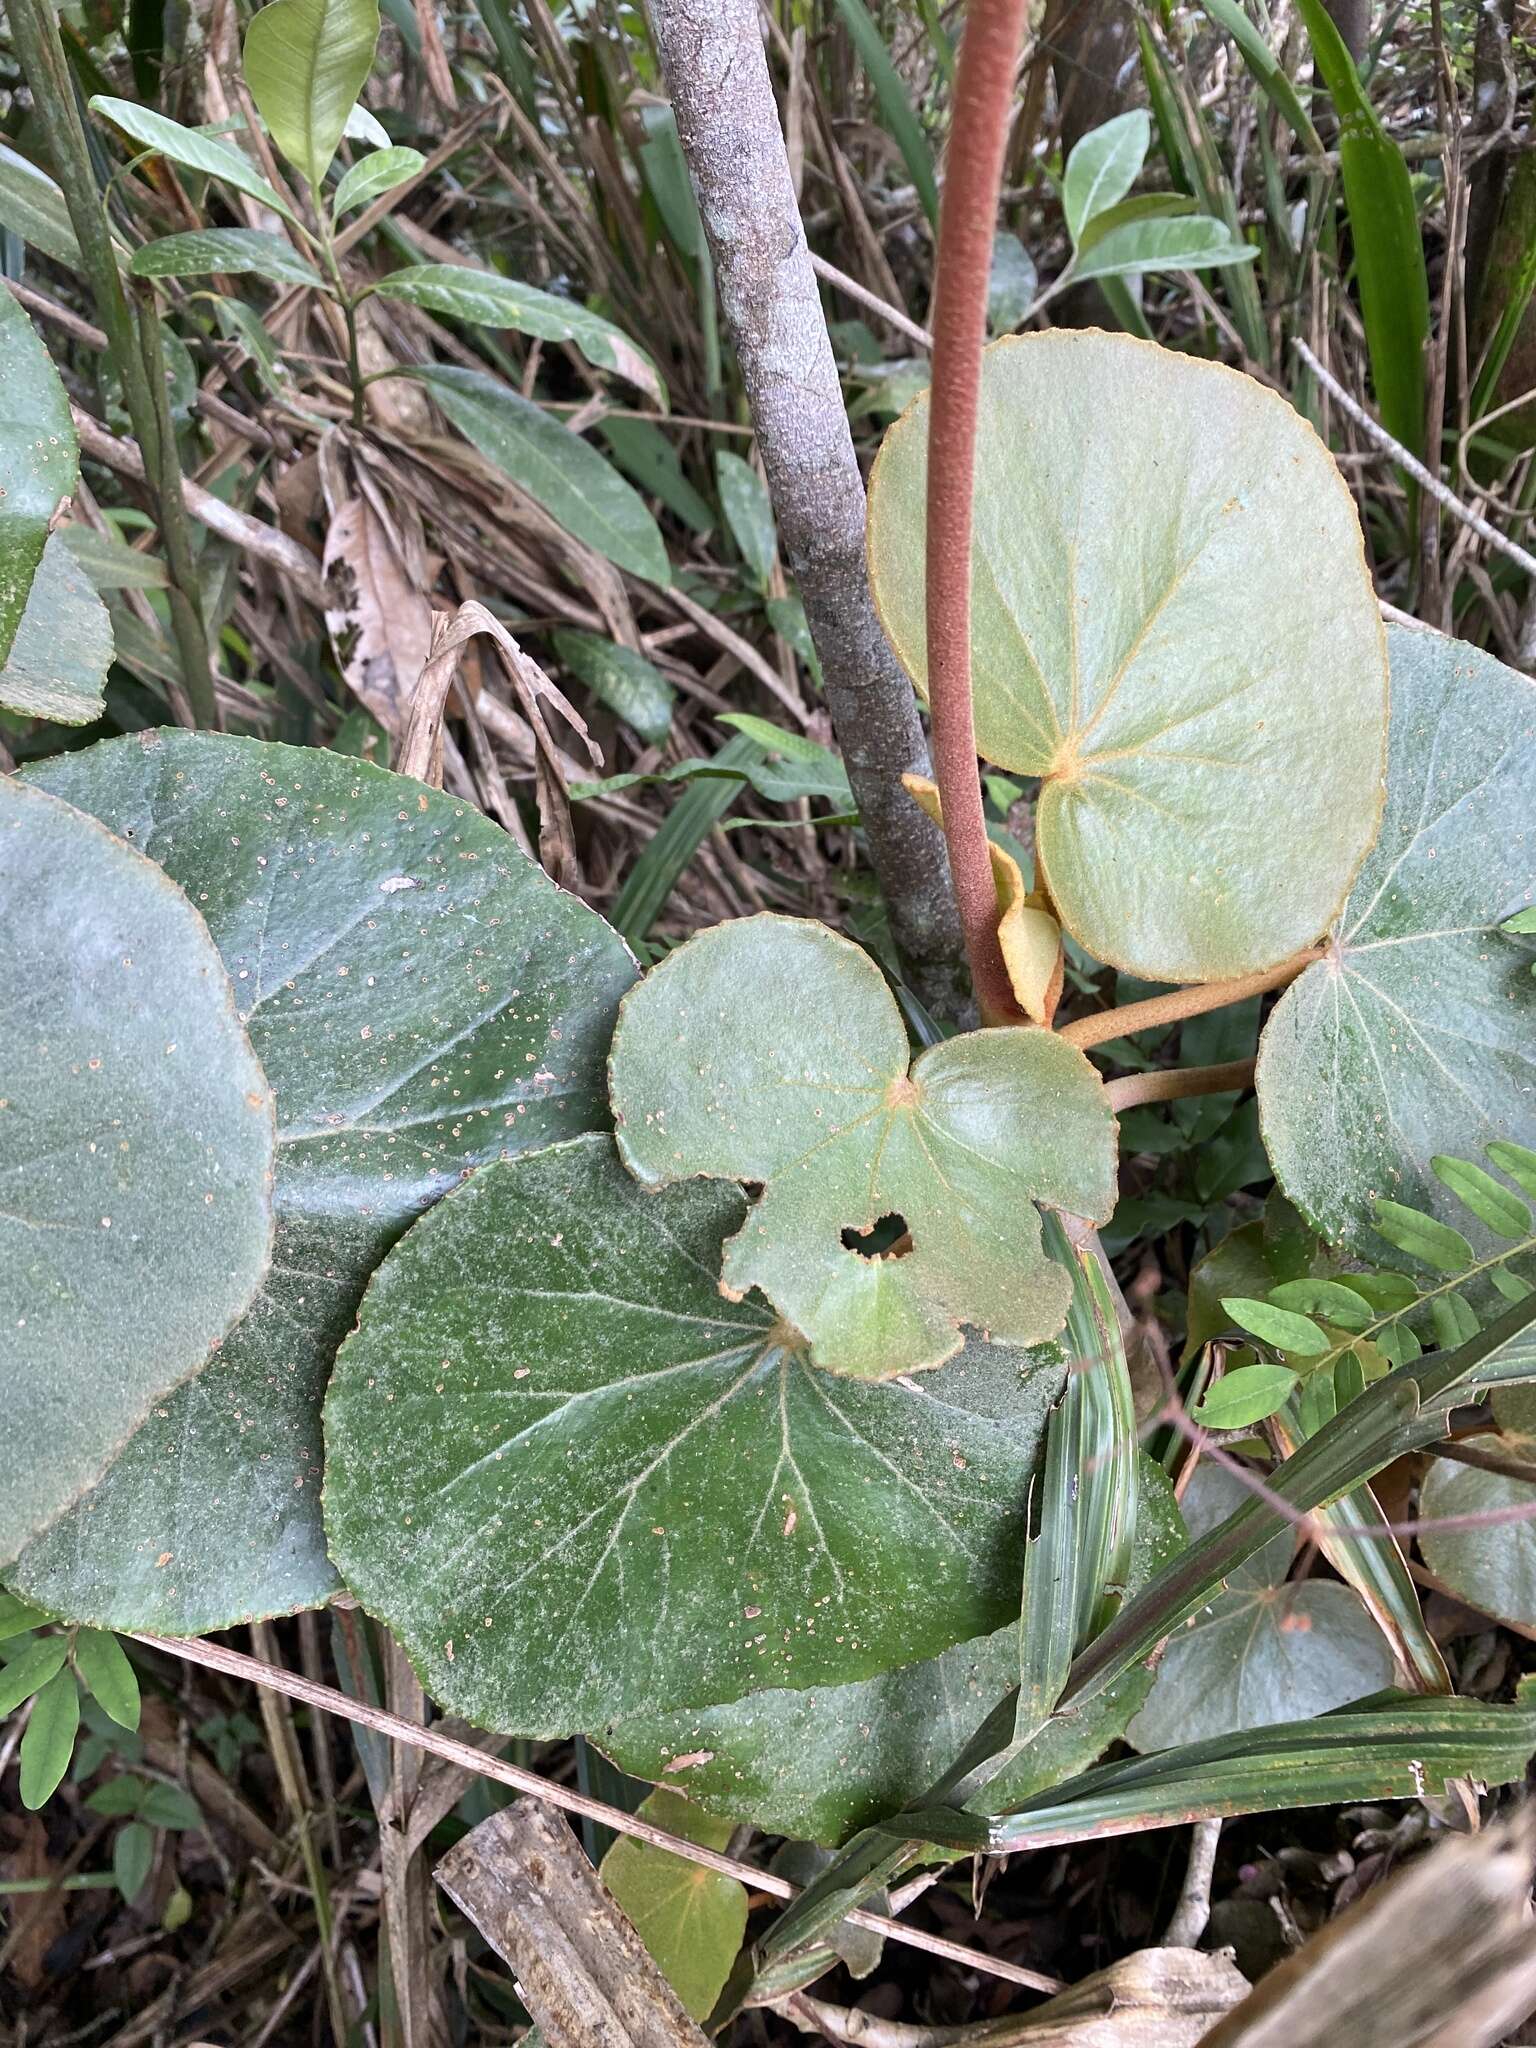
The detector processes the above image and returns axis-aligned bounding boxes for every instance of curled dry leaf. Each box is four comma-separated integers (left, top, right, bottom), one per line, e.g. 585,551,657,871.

319,429,436,737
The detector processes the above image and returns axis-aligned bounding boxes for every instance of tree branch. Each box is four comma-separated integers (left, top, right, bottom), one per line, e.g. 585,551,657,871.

647,0,966,1014
925,0,1032,1025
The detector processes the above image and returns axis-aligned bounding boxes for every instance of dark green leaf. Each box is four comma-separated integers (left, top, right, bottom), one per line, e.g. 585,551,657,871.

1267,1279,1374,1331
89,97,296,222
0,145,85,268
1220,1299,1330,1356
19,1668,78,1808
552,629,674,745
113,1819,155,1902
1372,1201,1474,1274
130,228,323,287
409,366,670,584
0,778,274,1567
324,1133,1066,1735
1431,1293,1480,1350
73,1631,140,1731
599,417,714,533
11,733,633,1634
0,1636,70,1715
0,1592,48,1643
137,1782,203,1830
714,452,776,591
827,0,938,226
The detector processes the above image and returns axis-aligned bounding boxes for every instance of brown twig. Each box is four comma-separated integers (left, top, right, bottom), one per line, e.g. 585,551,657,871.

1058,952,1322,1050
128,1630,1066,1996
925,0,1032,1025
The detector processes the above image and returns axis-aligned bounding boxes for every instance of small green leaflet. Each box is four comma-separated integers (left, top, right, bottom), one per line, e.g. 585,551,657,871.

332,145,424,216
1191,1363,1300,1428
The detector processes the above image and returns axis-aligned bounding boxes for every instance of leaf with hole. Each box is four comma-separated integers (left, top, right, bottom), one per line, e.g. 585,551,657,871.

323,1133,1067,1734
0,288,78,673
130,229,324,288
1128,1464,1393,1750
1258,629,1536,1248
598,1789,747,2019
242,0,380,192
373,265,663,406
408,366,670,585
0,532,112,727
0,777,274,1568
8,733,633,1634
608,915,1117,1379
867,333,1387,981
598,1456,1183,1846
89,98,297,222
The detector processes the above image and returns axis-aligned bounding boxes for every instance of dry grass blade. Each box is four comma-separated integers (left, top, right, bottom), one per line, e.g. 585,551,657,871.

320,432,437,740
1203,1808,1536,2047
128,1631,1064,1994
436,1802,709,2048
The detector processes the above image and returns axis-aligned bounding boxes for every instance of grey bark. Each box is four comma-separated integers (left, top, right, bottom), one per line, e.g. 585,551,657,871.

435,1801,708,2048
646,0,966,1013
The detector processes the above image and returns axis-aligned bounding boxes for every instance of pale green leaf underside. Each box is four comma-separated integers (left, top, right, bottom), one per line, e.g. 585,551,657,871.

0,778,274,1566
333,145,424,216
323,1134,1066,1735
609,915,1117,1378
1128,1464,1393,1751
0,287,78,671
130,228,324,288
374,265,664,406
598,1456,1183,1846
9,733,634,1632
867,331,1388,981
242,0,380,192
88,98,296,223
0,532,112,726
1258,627,1536,1249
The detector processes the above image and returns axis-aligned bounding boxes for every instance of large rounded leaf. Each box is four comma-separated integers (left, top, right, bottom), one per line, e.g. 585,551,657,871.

866,331,1388,981
596,1456,1183,1846
1128,1464,1392,1750
0,777,274,1565
1419,1388,1536,1627
323,1134,1065,1736
608,915,1117,1378
1258,628,1536,1247
9,734,634,1631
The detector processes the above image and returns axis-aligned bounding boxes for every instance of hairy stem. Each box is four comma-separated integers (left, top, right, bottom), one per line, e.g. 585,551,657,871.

925,0,1031,1025
648,0,967,1016
1059,950,1322,1050
1104,1059,1256,1112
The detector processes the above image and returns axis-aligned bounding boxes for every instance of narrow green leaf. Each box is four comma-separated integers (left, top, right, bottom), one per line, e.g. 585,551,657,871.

61,528,170,592
1492,1268,1534,1304
1267,1278,1374,1331
0,1636,70,1715
73,1632,141,1732
1191,1364,1299,1429
828,0,939,227
89,98,296,222
1432,1154,1532,1238
373,264,663,405
611,735,763,944
1372,1199,1474,1273
113,1820,155,1902
1194,0,1323,152
19,1668,79,1809
130,228,323,288
1073,190,1198,257
552,629,674,744
1064,110,1151,243
1292,0,1430,456
408,365,670,584
1072,215,1257,284
0,1593,49,1643
1221,1298,1331,1355
714,451,777,591
1489,1141,1536,1200
242,0,381,192
599,417,714,533
0,145,85,269
1350,1271,1420,1315
332,143,423,216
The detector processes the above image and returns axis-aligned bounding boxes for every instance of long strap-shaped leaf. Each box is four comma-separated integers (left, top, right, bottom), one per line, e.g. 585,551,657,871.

757,1292,1536,1969
900,1683,1536,1854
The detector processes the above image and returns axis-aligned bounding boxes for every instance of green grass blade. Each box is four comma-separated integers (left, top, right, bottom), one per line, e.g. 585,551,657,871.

1294,0,1429,456
1196,0,1323,153
828,0,939,229
611,733,765,946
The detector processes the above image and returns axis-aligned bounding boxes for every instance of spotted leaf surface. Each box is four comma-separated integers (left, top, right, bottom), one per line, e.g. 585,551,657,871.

9,734,633,1630
0,776,273,1565
608,915,1116,1379
323,1134,1065,1734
